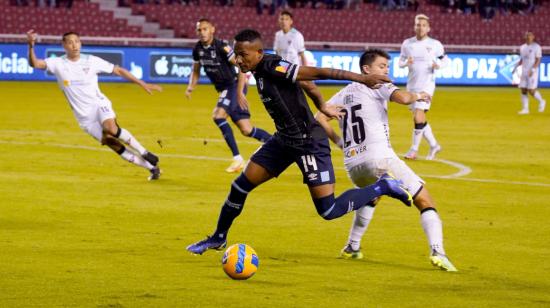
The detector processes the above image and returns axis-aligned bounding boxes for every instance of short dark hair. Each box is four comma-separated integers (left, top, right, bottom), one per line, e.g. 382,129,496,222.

280,10,293,19
234,29,262,43
198,18,212,25
359,49,390,67
62,31,79,42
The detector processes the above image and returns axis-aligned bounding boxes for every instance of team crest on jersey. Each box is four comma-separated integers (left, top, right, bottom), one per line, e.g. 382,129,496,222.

426,47,432,53
82,67,90,74
199,51,204,56
211,50,217,58
275,61,290,73
63,80,70,87
258,77,264,90
223,46,232,53
287,40,292,45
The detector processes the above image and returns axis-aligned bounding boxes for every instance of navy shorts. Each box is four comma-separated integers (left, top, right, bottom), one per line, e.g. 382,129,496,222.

250,136,336,186
217,84,250,122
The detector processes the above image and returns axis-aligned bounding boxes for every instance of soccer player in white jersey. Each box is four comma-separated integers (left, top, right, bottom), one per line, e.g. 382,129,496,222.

274,10,326,116
316,49,457,271
399,14,448,161
26,30,163,180
513,31,546,114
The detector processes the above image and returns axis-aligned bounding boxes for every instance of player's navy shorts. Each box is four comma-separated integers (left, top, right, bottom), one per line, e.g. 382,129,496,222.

216,83,250,122
250,135,336,187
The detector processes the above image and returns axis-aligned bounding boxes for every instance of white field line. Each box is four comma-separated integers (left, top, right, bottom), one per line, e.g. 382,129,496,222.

1,139,549,188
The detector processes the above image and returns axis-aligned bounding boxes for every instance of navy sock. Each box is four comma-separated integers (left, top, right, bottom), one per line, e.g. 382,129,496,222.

214,118,239,156
313,185,384,220
248,127,271,143
213,174,257,239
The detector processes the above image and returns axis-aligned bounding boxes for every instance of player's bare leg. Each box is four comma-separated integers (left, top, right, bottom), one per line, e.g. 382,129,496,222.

213,107,244,173
101,118,160,180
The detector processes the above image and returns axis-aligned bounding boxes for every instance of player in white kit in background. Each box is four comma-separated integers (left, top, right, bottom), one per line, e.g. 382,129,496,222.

274,10,326,110
26,30,163,180
399,14,448,161
513,31,546,115
316,49,457,272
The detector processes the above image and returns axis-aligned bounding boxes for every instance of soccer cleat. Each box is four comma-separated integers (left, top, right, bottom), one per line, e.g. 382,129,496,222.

378,173,413,207
426,144,442,161
186,236,227,255
430,250,458,272
142,151,159,166
539,100,546,113
518,109,529,115
148,166,161,181
404,149,417,160
340,244,364,260
225,159,245,173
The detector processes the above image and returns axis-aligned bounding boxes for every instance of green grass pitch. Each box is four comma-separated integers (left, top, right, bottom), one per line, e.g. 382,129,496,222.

0,81,549,307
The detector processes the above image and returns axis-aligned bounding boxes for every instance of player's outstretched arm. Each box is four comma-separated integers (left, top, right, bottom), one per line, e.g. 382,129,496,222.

315,111,343,149
512,59,522,74
26,30,46,70
112,66,162,94
296,66,390,89
391,90,430,105
185,62,200,100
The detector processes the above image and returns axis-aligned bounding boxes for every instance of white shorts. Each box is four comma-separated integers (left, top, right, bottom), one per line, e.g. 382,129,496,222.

78,100,116,142
346,157,425,197
408,99,431,111
519,69,539,89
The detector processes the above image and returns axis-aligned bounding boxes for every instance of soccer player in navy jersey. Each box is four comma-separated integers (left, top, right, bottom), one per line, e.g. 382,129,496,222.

187,29,413,255
186,19,272,173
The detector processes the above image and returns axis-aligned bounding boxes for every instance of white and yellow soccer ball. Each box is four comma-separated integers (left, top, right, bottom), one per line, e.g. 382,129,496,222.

221,244,259,280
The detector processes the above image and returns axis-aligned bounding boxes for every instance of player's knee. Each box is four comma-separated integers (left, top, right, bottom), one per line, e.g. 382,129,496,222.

313,194,337,220
103,125,119,137
240,126,253,136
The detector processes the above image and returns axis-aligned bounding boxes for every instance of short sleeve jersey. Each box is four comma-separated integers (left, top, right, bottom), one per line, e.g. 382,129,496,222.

273,28,306,65
327,82,400,166
192,38,238,91
252,54,326,147
44,54,114,121
520,42,542,72
399,36,445,95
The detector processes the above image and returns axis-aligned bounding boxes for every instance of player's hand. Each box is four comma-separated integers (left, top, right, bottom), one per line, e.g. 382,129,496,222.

360,74,391,89
417,91,431,103
432,62,440,70
528,69,534,77
237,92,249,111
336,138,344,150
407,57,414,66
185,87,193,100
143,83,162,94
26,29,37,46
320,104,344,120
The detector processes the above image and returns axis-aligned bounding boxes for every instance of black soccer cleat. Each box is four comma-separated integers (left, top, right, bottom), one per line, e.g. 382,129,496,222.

148,166,161,181
142,151,159,166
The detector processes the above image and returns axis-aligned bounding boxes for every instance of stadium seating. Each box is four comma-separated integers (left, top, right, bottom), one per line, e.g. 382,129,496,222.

130,2,548,47
0,0,154,38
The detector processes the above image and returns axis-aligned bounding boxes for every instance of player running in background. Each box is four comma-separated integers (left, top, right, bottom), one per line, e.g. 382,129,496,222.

316,49,457,271
399,14,448,161
513,31,546,115
274,10,326,118
187,29,414,255
186,18,272,173
26,30,162,180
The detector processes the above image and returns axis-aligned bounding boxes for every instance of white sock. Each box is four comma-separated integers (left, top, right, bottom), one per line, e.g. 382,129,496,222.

422,123,438,148
533,91,545,103
348,205,376,250
521,94,529,111
117,128,147,155
420,209,446,255
411,127,423,151
233,154,243,161
119,148,154,170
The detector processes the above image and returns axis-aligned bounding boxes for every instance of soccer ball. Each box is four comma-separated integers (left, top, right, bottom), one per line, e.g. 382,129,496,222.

221,243,259,280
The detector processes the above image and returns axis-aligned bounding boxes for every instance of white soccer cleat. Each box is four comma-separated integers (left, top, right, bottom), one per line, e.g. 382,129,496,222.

518,109,529,115
539,100,546,113
430,251,458,272
426,144,442,161
404,149,417,160
225,159,245,173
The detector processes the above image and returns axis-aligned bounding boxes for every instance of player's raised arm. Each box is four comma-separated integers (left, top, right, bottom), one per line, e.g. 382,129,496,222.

391,90,431,105
296,66,390,89
26,30,47,70
112,66,162,94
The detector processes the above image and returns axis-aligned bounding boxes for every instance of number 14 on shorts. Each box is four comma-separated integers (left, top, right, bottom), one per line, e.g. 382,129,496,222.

301,154,318,173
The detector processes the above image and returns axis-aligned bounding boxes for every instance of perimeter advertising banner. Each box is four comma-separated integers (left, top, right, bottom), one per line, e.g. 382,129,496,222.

1,43,549,87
